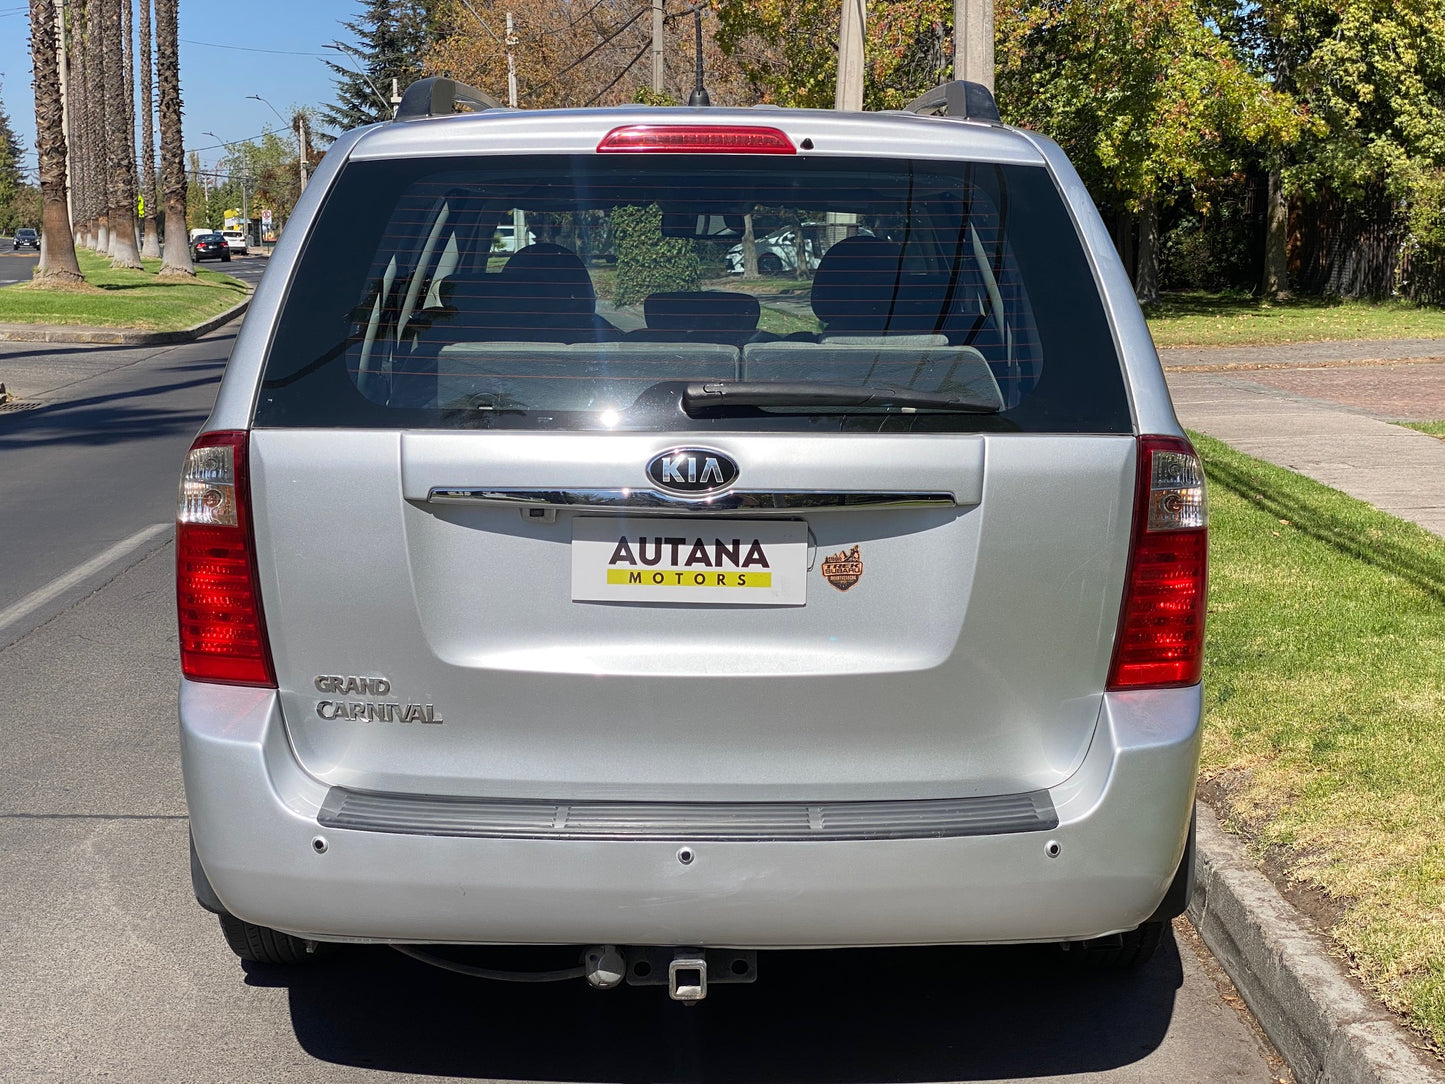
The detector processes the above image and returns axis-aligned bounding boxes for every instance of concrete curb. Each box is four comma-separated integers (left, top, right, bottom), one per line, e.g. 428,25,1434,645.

0,294,250,345
1190,802,1442,1084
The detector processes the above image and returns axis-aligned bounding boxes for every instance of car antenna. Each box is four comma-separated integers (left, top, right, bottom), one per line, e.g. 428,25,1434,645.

688,4,711,106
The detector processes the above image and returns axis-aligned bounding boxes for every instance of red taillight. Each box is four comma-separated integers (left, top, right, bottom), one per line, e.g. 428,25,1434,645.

176,430,275,686
1107,435,1208,690
597,125,797,154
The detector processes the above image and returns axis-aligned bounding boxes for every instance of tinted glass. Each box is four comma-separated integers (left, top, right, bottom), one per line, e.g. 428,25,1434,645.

254,154,1130,434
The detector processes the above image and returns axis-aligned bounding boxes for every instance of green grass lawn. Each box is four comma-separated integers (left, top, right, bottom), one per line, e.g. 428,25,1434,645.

1397,421,1445,441
0,250,248,330
757,304,820,336
1197,431,1445,1048
1146,292,1445,347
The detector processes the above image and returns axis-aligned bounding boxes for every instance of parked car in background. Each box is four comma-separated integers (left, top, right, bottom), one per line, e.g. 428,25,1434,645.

13,228,39,251
192,233,231,262
493,223,535,253
220,230,248,255
180,76,1206,998
724,223,873,275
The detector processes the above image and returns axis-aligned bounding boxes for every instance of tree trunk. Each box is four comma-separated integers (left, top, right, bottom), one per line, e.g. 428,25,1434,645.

1262,171,1291,299
741,213,758,279
104,0,141,268
1115,208,1135,284
30,0,83,281
1134,194,1159,305
155,0,191,276
138,0,159,257
71,0,95,248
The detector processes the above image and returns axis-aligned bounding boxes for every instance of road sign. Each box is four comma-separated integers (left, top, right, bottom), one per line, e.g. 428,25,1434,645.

261,209,272,226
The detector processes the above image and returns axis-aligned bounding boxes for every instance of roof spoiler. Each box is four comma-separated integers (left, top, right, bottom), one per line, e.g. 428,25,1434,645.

902,81,1001,124
395,76,505,121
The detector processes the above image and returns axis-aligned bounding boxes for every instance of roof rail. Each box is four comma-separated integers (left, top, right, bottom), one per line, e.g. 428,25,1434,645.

902,81,1001,124
395,76,504,121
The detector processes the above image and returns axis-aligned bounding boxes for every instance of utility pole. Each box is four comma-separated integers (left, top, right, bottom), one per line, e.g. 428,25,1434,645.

505,12,525,248
954,0,994,91
391,78,402,118
505,12,518,108
651,0,665,94
295,112,309,193
835,0,865,113
827,0,866,254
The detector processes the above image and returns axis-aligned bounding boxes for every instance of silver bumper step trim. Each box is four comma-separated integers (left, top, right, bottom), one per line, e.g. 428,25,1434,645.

316,789,1058,842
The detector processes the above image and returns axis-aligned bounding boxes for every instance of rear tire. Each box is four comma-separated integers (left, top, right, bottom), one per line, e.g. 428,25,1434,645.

218,913,319,965
758,253,784,275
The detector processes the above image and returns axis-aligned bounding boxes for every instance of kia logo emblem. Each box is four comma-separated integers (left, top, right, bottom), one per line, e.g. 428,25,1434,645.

647,448,739,495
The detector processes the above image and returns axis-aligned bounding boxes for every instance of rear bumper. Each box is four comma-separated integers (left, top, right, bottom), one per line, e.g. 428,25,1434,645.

181,680,1200,947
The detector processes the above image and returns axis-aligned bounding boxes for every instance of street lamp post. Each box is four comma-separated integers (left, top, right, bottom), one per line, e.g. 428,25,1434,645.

247,93,308,197
204,131,251,244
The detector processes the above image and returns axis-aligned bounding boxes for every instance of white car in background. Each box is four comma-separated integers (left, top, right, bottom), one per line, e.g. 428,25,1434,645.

724,223,873,275
220,230,248,255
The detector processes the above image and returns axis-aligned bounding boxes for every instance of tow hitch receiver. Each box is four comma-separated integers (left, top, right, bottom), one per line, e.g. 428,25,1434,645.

669,953,707,1002
622,947,758,1001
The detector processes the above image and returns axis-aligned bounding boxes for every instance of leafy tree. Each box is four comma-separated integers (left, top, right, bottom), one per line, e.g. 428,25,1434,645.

714,0,952,109
322,0,444,135
1222,0,1445,296
994,0,1309,301
425,0,750,110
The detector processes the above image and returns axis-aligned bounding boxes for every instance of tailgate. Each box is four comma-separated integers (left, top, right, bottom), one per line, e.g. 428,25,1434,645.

250,429,1135,801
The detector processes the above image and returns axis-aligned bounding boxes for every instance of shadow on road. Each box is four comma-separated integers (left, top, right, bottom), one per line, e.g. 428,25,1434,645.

0,375,219,449
251,936,1182,1081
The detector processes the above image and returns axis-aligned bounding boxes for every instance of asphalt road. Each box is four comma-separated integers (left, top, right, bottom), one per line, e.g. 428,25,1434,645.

0,305,1290,1082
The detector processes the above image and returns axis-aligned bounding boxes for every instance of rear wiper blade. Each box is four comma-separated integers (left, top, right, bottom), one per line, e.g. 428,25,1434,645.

682,381,1000,415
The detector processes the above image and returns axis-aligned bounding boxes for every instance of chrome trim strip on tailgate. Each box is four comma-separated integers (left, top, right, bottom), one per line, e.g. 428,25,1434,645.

317,789,1058,841
425,488,958,512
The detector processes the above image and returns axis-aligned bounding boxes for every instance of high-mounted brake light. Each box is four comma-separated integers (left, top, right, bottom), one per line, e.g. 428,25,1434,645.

597,125,797,154
1107,435,1208,690
176,430,276,687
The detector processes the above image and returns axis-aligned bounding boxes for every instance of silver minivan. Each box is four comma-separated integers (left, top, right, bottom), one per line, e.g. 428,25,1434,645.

178,78,1205,995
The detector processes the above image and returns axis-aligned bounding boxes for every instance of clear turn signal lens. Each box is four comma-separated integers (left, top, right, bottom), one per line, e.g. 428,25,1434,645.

179,442,238,527
1147,450,1207,531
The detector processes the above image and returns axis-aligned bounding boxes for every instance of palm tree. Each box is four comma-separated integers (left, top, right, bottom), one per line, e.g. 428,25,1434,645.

66,0,91,248
138,0,159,257
104,0,142,267
29,0,82,282
155,0,191,275
87,0,108,253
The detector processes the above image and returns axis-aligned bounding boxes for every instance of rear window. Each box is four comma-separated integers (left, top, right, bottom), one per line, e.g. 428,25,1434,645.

254,153,1129,434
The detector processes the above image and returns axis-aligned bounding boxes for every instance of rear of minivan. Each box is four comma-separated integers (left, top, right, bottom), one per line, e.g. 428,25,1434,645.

179,103,1204,973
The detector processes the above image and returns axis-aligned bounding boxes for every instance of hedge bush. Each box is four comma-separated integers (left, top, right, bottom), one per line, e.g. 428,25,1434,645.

611,204,701,305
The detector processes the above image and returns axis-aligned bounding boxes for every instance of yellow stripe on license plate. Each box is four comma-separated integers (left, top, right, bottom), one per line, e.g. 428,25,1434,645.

605,569,772,588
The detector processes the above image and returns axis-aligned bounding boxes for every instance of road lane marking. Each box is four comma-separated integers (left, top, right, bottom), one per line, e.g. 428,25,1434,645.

0,522,171,638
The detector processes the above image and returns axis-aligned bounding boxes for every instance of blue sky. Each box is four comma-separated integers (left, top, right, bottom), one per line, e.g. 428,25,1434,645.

0,0,367,178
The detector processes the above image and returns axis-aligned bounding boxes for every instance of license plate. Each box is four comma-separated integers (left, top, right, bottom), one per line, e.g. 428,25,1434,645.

571,518,807,605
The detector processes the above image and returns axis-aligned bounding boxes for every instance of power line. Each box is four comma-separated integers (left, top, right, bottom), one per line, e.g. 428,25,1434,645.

529,5,649,93
180,38,328,57
583,37,652,106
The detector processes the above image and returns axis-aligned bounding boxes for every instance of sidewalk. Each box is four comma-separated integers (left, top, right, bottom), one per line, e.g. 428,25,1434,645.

1167,357,1445,537
1161,336,1445,369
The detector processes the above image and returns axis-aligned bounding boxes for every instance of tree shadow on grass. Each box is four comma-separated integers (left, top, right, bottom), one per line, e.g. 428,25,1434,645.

1205,449,1445,605
1143,290,1344,321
